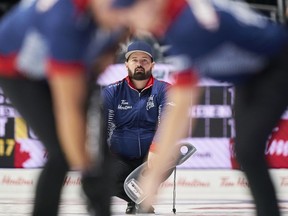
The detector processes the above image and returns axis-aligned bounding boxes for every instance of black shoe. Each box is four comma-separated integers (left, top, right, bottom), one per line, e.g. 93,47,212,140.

126,202,136,214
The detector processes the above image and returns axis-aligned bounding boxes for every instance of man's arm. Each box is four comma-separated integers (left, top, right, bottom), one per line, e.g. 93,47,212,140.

101,86,115,143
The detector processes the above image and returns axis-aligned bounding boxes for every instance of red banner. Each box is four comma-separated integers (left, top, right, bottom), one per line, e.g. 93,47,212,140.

230,120,288,169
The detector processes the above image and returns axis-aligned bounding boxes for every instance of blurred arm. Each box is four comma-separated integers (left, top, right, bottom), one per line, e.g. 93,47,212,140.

140,83,201,209
147,84,172,168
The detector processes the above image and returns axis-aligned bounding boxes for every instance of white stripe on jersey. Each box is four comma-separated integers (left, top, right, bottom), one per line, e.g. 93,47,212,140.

187,0,219,31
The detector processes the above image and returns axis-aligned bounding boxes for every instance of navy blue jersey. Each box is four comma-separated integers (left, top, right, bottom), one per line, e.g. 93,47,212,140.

102,76,170,159
0,0,124,79
113,0,288,84
161,0,288,83
0,0,95,78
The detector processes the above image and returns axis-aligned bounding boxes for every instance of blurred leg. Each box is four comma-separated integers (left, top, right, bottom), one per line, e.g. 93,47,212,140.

0,78,69,216
82,84,112,216
234,47,288,216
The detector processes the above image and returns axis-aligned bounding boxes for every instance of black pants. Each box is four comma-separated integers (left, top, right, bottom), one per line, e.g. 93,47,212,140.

234,46,288,216
110,155,144,202
109,154,174,204
0,78,69,216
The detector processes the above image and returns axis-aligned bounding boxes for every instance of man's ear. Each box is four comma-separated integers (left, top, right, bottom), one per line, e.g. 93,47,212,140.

125,61,128,68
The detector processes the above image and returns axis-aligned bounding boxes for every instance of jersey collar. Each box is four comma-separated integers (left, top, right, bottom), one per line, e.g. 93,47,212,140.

125,75,154,92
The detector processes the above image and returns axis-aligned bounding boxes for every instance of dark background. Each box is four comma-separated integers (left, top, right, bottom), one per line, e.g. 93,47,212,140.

0,0,20,18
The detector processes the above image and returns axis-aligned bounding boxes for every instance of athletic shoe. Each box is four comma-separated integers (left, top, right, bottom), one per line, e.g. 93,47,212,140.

126,201,136,214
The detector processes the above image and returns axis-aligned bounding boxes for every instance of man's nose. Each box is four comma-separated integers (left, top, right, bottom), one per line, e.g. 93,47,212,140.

136,60,142,66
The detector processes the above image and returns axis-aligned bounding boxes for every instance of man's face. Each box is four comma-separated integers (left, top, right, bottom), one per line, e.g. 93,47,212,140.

125,52,155,80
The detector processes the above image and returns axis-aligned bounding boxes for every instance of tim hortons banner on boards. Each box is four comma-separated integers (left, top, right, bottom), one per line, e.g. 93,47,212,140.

265,119,288,168
1,169,288,201
230,119,288,169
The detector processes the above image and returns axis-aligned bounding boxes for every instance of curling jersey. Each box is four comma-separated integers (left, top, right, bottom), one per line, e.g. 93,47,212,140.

102,76,170,159
114,0,288,84
0,0,122,79
161,0,288,84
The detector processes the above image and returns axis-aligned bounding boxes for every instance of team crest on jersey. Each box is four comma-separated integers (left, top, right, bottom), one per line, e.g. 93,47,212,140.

146,95,155,111
118,100,132,110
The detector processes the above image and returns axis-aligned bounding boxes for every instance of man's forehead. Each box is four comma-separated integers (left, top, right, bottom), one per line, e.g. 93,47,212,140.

129,52,151,59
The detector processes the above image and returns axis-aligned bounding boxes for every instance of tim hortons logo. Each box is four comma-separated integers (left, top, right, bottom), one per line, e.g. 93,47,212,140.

1,175,33,185
63,176,82,186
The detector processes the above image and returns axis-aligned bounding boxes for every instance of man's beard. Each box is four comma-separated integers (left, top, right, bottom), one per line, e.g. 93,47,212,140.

128,66,152,81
